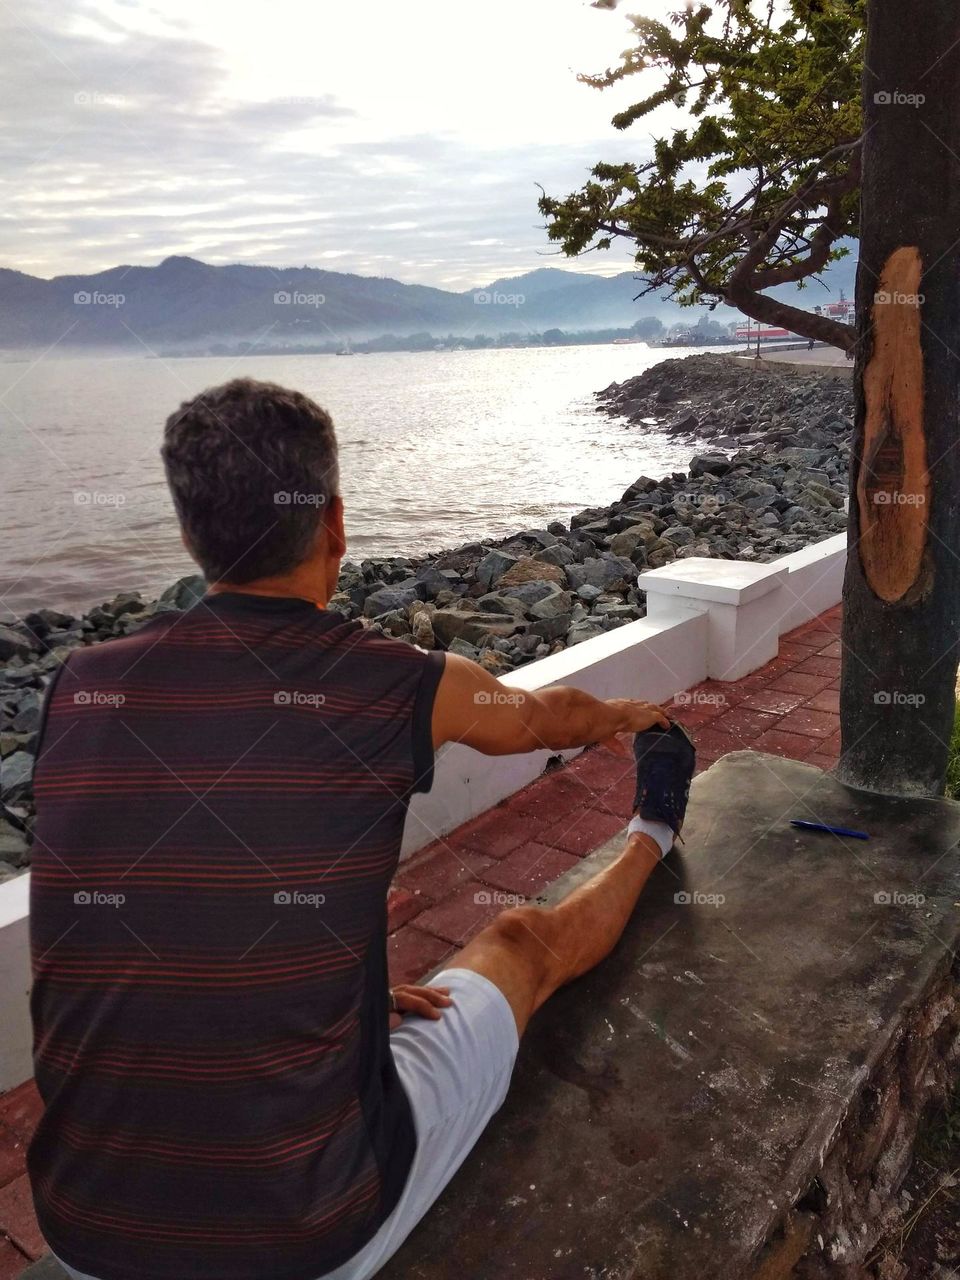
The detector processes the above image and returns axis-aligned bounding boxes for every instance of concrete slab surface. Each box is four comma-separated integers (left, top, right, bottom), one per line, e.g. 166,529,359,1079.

381,751,960,1280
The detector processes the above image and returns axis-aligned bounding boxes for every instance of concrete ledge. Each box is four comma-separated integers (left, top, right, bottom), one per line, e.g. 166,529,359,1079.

382,751,960,1280
641,558,789,680
640,533,846,681
639,556,788,607
0,873,31,1096
724,352,855,381
775,533,848,634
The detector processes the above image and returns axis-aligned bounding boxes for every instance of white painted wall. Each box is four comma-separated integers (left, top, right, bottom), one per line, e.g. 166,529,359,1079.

774,534,848,633
0,874,31,1093
0,533,848,1091
641,533,846,680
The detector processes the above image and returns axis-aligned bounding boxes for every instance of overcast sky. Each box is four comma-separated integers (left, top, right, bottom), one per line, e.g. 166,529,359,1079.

0,0,681,289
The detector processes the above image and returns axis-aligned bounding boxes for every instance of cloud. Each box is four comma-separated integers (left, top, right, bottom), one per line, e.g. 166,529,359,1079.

0,0,649,288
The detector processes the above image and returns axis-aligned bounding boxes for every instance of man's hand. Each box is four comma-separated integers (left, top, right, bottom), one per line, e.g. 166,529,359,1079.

390,983,453,1021
596,699,671,756
432,653,670,756
600,698,671,734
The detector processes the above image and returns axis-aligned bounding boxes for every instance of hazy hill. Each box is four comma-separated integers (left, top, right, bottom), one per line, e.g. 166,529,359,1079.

0,248,857,353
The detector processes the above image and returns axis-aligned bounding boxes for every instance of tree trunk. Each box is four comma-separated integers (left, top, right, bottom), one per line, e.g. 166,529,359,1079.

723,283,855,353
836,0,960,796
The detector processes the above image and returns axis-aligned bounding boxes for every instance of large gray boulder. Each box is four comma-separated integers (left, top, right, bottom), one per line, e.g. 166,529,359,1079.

159,574,206,611
0,625,36,662
688,453,733,478
431,610,522,648
527,612,575,642
661,525,695,548
363,583,421,618
564,555,636,593
413,562,451,597
0,816,29,868
12,690,42,733
1,750,34,804
532,543,576,569
496,581,560,608
566,619,606,646
448,637,481,660
476,549,518,590
528,590,574,620
476,594,528,618
608,524,658,558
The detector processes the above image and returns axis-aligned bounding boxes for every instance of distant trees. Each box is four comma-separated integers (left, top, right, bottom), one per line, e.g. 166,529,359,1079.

692,313,726,339
539,2,864,351
630,316,664,340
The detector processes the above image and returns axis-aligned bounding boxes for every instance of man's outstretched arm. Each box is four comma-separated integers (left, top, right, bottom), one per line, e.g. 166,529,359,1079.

431,653,669,756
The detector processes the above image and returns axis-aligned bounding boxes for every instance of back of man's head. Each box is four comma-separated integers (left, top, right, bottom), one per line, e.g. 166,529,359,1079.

161,378,339,584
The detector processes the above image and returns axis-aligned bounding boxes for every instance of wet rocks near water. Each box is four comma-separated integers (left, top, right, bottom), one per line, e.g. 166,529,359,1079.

330,530,639,679
596,352,851,563
598,350,851,447
1,354,853,878
334,350,850,671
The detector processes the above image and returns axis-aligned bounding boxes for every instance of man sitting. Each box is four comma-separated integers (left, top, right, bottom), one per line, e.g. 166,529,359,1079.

28,378,694,1280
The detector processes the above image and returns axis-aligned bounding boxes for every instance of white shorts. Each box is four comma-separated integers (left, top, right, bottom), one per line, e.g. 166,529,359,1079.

55,967,519,1280
319,967,519,1278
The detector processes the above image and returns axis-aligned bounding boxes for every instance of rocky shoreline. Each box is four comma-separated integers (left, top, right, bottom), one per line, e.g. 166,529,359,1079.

0,354,853,877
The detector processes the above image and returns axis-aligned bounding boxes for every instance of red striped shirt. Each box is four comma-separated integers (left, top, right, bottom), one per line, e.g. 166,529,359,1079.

29,591,444,1280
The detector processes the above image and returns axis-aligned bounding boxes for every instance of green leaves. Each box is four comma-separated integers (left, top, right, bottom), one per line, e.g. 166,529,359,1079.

539,0,864,346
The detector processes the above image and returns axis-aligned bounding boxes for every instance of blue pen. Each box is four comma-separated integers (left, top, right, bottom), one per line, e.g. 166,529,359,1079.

791,819,869,840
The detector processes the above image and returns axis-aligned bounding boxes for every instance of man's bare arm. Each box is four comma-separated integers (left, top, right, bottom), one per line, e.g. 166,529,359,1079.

431,653,670,756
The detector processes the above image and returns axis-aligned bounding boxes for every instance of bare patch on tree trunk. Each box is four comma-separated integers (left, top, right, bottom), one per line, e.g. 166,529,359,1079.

858,245,929,603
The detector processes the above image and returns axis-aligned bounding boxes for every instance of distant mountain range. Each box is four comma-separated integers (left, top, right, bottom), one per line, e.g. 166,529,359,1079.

0,251,857,354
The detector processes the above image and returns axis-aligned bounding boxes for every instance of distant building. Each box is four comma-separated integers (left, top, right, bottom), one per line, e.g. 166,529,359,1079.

734,322,792,341
820,290,856,323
